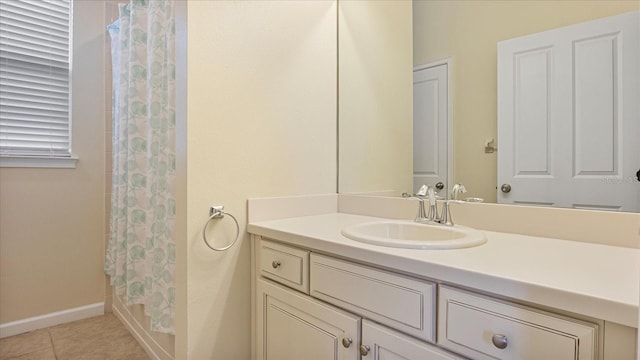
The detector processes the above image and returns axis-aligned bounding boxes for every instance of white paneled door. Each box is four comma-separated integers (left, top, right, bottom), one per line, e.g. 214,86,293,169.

413,62,450,196
498,11,639,211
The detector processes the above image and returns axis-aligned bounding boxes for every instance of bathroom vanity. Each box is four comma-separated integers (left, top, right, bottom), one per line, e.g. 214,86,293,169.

247,197,638,360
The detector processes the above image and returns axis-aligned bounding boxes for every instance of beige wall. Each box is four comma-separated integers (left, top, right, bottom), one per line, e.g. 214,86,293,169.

0,0,105,323
180,1,337,358
338,0,413,195
413,1,639,202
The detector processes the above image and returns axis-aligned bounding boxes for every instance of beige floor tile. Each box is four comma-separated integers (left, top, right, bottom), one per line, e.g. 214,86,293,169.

49,314,124,341
50,314,149,360
53,332,149,360
8,347,56,360
2,314,149,360
0,329,52,360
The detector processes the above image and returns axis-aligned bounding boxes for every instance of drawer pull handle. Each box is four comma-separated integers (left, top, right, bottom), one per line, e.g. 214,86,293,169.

359,344,370,356
492,334,508,349
272,261,281,269
341,337,352,348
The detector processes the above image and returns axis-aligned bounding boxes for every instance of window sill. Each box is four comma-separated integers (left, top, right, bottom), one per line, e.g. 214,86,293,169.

0,155,78,169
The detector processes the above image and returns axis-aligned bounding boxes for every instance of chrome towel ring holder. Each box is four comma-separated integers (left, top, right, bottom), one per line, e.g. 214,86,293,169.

202,205,240,251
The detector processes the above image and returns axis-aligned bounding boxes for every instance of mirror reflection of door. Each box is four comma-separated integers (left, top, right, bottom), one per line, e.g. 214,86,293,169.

413,61,451,196
498,11,639,211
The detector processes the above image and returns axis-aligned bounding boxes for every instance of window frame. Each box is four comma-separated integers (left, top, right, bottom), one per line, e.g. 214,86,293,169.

0,0,77,168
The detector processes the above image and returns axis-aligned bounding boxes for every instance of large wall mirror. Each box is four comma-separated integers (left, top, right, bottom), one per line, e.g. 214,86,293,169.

338,0,639,213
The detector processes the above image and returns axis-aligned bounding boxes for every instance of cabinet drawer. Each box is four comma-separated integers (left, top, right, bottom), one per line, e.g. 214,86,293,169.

310,253,436,342
438,286,598,360
258,239,309,293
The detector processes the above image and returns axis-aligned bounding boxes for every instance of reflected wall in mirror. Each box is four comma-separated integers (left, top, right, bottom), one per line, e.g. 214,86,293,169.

339,0,640,212
338,0,413,195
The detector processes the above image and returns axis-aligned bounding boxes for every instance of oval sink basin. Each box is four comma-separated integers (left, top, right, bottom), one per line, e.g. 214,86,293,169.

341,220,487,250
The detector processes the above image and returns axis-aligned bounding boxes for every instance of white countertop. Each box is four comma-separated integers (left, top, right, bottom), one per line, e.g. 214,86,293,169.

248,212,639,328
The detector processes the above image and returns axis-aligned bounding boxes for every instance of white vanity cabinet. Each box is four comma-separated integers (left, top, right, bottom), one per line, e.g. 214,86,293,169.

253,236,603,360
254,237,460,360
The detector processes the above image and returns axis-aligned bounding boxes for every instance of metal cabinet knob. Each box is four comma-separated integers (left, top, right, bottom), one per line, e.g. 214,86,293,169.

271,261,281,269
492,334,508,349
500,184,512,193
341,337,352,348
636,169,640,181
359,345,370,356
435,182,445,190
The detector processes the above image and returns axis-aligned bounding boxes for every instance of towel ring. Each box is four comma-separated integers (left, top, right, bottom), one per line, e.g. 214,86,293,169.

202,206,240,251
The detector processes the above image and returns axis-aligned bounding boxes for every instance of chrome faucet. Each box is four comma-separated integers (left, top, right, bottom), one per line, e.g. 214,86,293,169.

412,184,441,224
426,186,439,222
451,183,467,200
412,183,478,226
412,184,429,222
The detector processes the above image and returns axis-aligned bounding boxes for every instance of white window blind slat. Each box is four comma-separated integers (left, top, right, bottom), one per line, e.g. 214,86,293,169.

1,63,70,83
1,105,67,117
1,89,70,104
0,44,68,63
0,51,68,68
1,112,68,123
4,0,70,13
1,97,69,112
1,2,69,26
1,29,69,52
0,0,71,158
41,0,70,12
1,131,69,142
0,22,68,45
0,25,69,48
2,118,68,128
1,86,69,101
1,125,68,137
0,15,68,37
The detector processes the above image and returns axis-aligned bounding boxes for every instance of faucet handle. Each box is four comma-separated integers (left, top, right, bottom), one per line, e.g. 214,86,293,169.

414,198,427,222
416,184,430,197
439,201,454,226
438,199,466,226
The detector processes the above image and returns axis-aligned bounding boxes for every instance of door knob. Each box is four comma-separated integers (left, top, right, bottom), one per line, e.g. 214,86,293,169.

359,345,370,356
271,261,281,269
341,337,352,348
500,184,512,193
435,182,445,190
636,169,639,181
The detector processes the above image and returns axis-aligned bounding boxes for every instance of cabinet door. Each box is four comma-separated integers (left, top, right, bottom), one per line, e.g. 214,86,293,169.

361,320,464,360
256,279,360,360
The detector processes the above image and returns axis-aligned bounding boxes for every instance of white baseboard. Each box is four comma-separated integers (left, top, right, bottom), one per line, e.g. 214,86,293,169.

0,303,104,338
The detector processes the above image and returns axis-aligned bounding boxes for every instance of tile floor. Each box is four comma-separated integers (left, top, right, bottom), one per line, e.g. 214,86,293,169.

0,314,149,360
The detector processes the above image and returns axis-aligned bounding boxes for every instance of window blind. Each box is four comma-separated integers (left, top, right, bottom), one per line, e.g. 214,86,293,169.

0,0,72,157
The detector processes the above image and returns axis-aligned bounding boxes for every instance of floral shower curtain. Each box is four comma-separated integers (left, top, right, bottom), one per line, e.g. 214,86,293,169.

105,0,176,334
